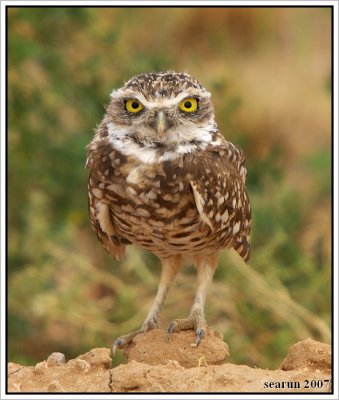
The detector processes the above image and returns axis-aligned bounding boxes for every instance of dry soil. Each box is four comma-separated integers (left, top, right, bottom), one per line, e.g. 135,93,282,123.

8,328,332,393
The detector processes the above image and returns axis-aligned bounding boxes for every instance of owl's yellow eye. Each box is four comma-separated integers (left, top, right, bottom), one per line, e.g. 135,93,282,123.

125,99,144,113
179,98,198,113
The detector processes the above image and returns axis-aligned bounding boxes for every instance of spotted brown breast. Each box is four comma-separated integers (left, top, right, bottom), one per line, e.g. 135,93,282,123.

87,133,251,262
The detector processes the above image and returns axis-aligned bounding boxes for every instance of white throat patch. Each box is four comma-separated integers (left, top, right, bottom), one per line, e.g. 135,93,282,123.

107,122,219,164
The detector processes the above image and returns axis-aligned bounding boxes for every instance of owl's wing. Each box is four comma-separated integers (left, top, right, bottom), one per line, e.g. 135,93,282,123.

188,141,251,262
87,136,130,261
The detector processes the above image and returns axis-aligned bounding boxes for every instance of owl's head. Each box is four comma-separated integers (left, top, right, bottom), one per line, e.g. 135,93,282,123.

105,71,217,148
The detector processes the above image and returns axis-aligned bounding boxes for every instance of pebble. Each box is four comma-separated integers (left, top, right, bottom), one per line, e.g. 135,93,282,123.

47,352,66,367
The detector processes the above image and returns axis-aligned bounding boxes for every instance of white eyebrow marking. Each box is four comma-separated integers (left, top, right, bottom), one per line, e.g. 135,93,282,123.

137,92,210,109
110,88,210,109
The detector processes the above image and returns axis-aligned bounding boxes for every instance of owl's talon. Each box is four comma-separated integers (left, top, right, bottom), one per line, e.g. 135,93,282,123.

195,327,205,346
167,315,207,345
112,337,125,357
167,322,176,339
111,330,142,356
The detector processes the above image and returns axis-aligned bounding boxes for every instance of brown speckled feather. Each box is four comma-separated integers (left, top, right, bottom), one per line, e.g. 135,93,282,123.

87,131,250,261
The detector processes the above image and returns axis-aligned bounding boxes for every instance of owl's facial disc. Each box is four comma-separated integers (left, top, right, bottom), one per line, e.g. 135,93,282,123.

105,72,219,162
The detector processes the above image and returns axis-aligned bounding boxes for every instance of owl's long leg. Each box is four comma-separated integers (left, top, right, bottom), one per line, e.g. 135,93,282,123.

112,256,181,355
167,253,219,346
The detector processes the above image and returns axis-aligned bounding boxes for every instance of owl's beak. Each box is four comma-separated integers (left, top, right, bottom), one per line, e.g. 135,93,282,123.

156,111,167,135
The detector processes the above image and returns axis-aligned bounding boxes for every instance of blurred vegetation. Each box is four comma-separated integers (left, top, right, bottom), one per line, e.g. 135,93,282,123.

8,7,332,369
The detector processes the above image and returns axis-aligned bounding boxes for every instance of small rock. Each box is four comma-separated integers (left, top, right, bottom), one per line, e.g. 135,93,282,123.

47,352,66,367
280,338,331,373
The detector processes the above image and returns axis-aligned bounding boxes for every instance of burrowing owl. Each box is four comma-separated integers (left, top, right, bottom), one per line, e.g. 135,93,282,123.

86,71,251,353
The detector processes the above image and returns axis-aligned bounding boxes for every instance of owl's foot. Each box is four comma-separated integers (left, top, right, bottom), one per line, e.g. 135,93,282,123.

167,311,206,346
112,318,159,356
112,331,140,356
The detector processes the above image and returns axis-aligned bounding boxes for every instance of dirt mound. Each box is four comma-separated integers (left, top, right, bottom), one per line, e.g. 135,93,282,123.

8,329,332,393
123,327,229,368
280,337,331,374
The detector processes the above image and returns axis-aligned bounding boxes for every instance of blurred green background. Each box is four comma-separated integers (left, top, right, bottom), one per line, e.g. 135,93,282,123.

8,7,332,369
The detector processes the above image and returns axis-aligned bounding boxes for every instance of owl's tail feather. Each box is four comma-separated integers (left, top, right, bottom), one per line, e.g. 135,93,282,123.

234,236,251,263
103,237,126,261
